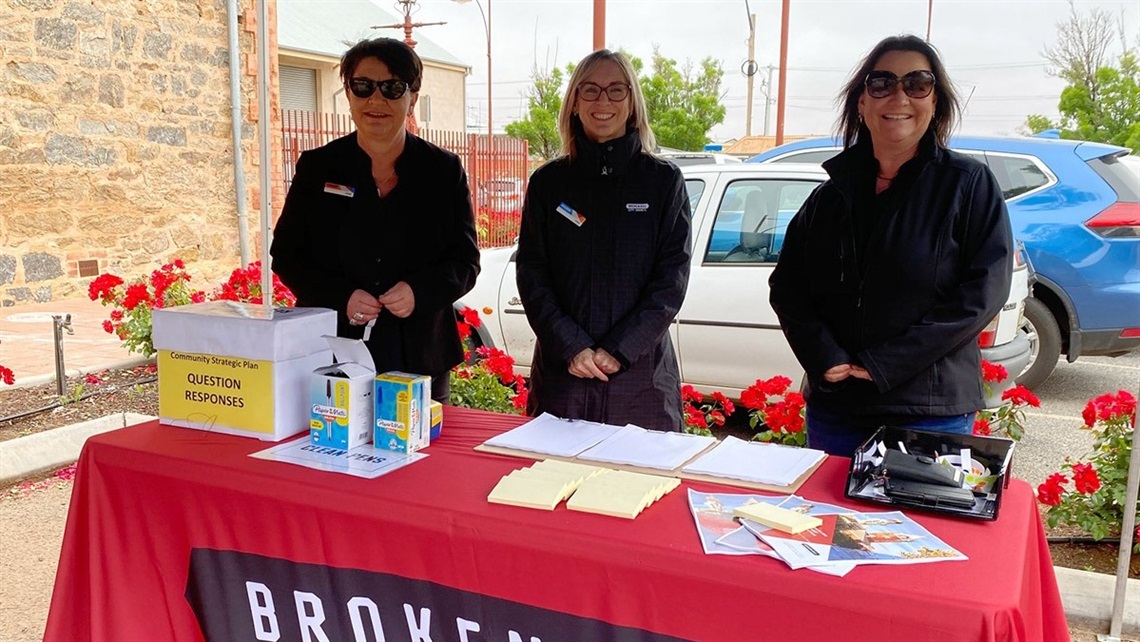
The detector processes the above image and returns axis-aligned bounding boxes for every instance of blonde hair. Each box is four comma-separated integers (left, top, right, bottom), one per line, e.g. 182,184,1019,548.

557,50,656,160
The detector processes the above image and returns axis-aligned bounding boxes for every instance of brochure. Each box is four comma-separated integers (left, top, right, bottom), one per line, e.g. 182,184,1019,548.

753,510,967,569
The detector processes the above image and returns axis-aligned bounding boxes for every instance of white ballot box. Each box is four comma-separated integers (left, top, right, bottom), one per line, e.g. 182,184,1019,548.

152,301,336,441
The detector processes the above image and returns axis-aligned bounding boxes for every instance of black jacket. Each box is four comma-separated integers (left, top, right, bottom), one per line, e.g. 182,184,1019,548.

270,132,480,377
769,135,1012,417
516,132,692,431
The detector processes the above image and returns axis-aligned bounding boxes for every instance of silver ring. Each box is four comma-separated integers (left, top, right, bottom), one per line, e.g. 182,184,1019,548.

353,312,363,321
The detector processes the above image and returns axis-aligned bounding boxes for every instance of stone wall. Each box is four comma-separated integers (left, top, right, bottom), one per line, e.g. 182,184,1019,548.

0,0,280,306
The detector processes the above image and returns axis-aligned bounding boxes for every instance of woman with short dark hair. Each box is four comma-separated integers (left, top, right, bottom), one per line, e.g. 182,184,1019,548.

769,35,1013,455
271,38,479,403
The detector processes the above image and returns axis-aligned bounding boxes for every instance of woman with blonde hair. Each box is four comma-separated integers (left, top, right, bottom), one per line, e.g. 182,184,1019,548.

515,49,692,431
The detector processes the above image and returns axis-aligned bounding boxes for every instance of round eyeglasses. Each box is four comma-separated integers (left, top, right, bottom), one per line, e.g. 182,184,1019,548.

577,82,631,102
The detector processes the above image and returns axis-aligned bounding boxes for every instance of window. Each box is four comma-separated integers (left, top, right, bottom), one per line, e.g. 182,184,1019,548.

684,179,706,212
704,179,819,264
280,66,318,112
771,149,840,165
983,153,1051,200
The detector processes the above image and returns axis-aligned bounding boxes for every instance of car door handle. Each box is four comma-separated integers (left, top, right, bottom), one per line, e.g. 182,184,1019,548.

508,297,523,306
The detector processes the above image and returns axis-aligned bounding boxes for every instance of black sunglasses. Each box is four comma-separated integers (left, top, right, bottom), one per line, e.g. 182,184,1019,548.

864,70,936,99
348,77,409,100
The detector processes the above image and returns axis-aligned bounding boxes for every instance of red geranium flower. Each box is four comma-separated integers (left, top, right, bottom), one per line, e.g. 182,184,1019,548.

681,384,703,404
87,273,124,302
711,391,735,415
980,359,1008,384
102,319,114,334
1071,462,1101,494
0,365,14,386
1081,400,1098,428
456,321,471,340
1001,384,1040,407
460,307,482,328
1036,473,1067,506
740,384,767,410
972,416,992,436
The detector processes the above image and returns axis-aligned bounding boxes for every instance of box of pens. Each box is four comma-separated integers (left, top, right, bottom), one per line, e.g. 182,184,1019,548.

310,337,376,450
845,426,1015,521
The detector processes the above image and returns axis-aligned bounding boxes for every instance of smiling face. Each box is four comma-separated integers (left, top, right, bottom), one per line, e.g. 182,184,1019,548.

573,59,632,144
858,49,937,155
346,56,417,144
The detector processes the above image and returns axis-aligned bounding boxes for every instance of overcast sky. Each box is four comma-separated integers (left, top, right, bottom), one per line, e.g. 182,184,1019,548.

404,0,1137,142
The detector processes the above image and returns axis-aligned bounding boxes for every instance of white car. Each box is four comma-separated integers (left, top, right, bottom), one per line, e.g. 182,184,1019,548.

458,163,1030,403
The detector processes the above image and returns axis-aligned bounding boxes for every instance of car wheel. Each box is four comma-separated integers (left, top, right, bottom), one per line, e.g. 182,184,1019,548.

1016,297,1061,389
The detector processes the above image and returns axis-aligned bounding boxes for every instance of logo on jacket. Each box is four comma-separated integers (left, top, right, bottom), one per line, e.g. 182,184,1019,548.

626,203,649,212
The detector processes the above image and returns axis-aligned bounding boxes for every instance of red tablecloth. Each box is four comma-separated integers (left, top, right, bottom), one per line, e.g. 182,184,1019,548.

45,407,1068,641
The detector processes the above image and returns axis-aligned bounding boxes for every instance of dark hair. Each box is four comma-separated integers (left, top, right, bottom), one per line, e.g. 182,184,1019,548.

836,35,960,149
339,38,423,92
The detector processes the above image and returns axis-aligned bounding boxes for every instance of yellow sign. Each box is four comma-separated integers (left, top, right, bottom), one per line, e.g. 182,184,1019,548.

158,350,275,434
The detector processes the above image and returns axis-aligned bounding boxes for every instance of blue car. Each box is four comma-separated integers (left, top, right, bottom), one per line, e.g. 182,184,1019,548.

749,134,1140,388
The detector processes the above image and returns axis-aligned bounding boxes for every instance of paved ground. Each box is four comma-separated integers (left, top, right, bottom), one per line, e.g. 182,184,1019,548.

1,297,141,386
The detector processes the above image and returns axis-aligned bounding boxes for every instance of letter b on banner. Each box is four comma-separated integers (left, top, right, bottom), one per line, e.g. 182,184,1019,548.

246,581,280,641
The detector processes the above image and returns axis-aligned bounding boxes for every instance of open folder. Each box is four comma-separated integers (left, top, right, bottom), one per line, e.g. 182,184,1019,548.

477,416,827,494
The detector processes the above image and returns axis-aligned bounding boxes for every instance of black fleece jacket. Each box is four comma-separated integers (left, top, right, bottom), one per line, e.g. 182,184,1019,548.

769,133,1013,417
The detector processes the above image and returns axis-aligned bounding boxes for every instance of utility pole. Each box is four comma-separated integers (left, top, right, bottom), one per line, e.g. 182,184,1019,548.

744,5,757,137
593,0,605,50
372,0,446,133
775,0,789,145
764,65,774,136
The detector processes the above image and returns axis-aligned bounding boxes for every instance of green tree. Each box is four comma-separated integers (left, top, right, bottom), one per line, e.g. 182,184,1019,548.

1029,51,1140,150
1025,2,1139,152
504,64,565,161
635,46,726,151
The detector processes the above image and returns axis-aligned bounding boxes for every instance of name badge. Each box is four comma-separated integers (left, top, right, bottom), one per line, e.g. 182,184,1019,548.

556,202,585,227
323,183,355,198
626,203,649,212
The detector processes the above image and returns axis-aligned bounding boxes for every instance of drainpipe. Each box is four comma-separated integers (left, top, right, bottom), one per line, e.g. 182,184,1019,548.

227,0,251,266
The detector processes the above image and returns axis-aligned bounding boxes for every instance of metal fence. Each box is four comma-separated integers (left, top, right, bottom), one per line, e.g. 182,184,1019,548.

281,109,528,248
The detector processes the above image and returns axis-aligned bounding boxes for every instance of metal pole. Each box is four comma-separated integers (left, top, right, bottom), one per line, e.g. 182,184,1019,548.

1108,395,1140,639
257,0,273,315
226,0,250,267
775,0,789,145
764,65,774,136
926,0,933,42
745,13,756,138
486,0,492,142
52,314,73,397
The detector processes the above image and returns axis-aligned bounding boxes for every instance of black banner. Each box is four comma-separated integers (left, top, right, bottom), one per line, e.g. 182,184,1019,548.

185,548,690,642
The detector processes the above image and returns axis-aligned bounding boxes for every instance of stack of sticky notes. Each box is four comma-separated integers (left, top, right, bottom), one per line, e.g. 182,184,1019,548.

733,502,823,534
487,459,607,510
566,470,681,519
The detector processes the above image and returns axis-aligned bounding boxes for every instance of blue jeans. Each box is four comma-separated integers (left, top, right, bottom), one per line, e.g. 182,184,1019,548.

805,405,975,456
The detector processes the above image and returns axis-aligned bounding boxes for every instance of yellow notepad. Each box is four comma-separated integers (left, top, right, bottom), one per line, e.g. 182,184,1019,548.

565,470,680,519
732,502,823,534
487,461,607,510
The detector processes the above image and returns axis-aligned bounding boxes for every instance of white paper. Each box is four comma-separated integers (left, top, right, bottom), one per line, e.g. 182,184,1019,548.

682,436,825,486
576,424,715,470
481,412,622,457
251,437,427,479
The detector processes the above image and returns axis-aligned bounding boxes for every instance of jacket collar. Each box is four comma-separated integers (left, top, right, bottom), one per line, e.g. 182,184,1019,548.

573,129,642,177
823,128,941,198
